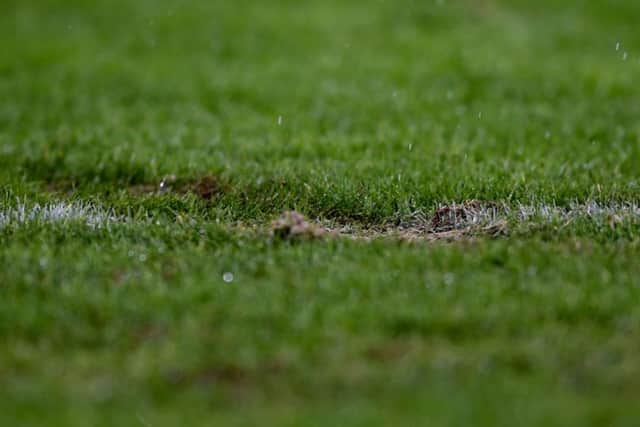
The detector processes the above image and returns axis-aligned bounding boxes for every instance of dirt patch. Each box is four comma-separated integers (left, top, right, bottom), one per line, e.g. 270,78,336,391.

270,211,330,240
392,221,507,242
131,175,228,200
431,200,500,232
184,176,224,200
330,201,508,242
266,204,509,243
338,221,508,243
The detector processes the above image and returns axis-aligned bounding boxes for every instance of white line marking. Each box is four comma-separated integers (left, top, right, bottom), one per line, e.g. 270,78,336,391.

0,200,119,229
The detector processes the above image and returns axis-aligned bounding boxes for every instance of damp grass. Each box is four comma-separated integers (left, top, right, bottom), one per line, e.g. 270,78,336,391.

2,224,640,426
2,0,640,222
2,0,640,425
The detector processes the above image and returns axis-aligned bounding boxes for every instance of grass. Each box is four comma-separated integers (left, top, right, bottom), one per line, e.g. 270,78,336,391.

2,0,640,425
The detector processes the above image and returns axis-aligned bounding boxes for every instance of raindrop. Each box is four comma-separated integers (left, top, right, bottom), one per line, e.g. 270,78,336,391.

477,112,483,119
159,174,176,191
408,143,413,151
277,116,283,126
622,52,628,61
544,131,551,140
139,254,147,262
615,42,621,51
443,273,455,286
223,272,234,283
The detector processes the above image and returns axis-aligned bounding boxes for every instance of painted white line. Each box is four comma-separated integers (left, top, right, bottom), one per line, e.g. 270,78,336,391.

0,200,119,229
428,201,640,229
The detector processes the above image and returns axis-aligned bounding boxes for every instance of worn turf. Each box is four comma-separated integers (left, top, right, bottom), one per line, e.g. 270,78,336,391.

2,0,640,425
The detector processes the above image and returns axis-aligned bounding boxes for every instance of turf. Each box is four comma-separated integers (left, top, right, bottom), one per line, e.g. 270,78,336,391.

2,0,640,425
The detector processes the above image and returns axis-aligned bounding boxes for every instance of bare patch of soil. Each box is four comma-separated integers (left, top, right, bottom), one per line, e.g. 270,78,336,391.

267,203,509,243
185,176,224,200
431,200,500,232
270,211,330,240
331,201,508,242
131,175,227,200
338,220,508,243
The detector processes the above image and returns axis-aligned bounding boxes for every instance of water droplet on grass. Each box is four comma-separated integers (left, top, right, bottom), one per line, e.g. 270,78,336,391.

159,174,176,191
443,273,455,286
223,272,234,283
277,116,283,126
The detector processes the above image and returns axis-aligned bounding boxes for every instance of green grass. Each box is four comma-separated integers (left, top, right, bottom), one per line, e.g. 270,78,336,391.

2,0,640,425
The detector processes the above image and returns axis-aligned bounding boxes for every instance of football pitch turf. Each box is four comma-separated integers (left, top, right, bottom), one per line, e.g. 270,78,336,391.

2,1,640,425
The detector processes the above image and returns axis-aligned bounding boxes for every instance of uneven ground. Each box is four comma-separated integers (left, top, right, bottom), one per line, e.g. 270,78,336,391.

2,0,640,425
